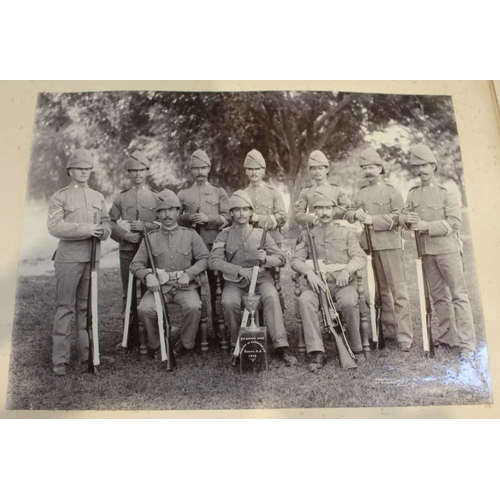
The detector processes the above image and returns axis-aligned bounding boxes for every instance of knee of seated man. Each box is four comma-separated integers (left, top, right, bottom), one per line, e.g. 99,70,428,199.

138,298,156,317
336,296,358,311
184,297,202,314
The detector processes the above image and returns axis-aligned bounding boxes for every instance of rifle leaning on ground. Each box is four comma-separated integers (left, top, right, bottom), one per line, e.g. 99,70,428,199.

362,203,385,349
231,220,269,366
122,209,142,350
142,226,176,371
86,215,100,374
408,202,435,358
305,222,358,370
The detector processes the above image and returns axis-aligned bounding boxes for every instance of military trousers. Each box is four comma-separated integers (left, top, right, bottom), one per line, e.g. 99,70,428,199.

298,278,362,354
373,249,413,346
138,288,201,350
423,252,476,352
222,280,289,349
52,262,93,366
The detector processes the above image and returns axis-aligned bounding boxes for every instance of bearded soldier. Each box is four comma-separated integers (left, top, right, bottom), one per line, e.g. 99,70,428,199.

176,149,230,334
130,192,209,358
109,151,159,314
242,149,287,245
401,144,476,361
208,190,298,366
47,148,112,376
291,188,367,371
345,147,413,351
294,150,351,227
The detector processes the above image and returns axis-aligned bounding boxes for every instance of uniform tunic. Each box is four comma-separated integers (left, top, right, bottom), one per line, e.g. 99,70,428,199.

109,185,159,303
47,182,112,367
208,224,288,348
177,182,230,245
290,224,367,353
345,180,413,346
243,182,287,245
404,181,475,352
294,182,351,226
130,225,209,350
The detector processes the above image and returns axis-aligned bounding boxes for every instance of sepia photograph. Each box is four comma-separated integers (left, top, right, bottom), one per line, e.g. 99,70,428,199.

4,87,494,412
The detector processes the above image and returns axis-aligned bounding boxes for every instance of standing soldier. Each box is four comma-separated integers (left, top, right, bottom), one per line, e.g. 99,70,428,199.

345,147,413,351
47,148,112,376
208,190,298,366
401,144,476,361
130,192,209,358
242,149,287,245
177,149,230,334
291,189,367,371
109,151,159,316
294,150,351,226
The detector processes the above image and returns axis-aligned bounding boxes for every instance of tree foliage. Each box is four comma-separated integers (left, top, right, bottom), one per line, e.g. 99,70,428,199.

28,91,467,211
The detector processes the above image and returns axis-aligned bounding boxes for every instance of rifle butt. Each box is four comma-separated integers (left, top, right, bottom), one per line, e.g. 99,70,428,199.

122,272,135,348
334,334,358,370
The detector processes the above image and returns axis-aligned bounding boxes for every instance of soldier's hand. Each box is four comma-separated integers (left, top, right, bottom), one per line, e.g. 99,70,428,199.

90,224,104,238
306,270,327,294
363,214,373,225
145,274,160,292
250,213,259,223
355,208,367,222
177,272,190,288
238,267,254,282
124,231,141,244
130,220,144,232
192,212,209,224
412,220,429,232
335,269,350,287
404,212,420,225
257,249,267,263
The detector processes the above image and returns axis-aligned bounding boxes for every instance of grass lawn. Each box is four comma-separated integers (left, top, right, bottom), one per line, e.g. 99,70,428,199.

7,228,493,411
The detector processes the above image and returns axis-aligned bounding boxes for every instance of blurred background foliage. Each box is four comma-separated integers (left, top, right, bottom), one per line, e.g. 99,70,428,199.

28,90,466,219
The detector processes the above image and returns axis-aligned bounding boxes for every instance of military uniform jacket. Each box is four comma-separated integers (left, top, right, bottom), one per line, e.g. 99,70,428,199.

243,182,287,244
403,182,462,255
290,223,367,278
177,182,230,245
208,224,286,288
294,182,351,225
345,180,404,251
109,186,159,251
47,183,112,263
130,225,209,293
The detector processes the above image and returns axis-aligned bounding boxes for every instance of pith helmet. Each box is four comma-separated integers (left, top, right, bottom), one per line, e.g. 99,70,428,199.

228,190,254,210
359,147,385,174
67,148,94,169
244,149,266,169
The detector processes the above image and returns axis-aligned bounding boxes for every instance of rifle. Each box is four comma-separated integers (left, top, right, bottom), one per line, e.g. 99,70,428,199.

86,214,100,374
142,225,176,370
362,203,385,349
409,202,435,358
122,209,142,350
231,220,269,366
305,223,357,370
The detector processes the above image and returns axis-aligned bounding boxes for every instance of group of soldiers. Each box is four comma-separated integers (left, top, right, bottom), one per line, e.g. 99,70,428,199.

47,143,476,376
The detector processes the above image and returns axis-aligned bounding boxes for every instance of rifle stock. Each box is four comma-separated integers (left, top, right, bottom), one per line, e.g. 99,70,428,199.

142,226,176,370
86,216,99,374
232,221,269,365
306,223,357,370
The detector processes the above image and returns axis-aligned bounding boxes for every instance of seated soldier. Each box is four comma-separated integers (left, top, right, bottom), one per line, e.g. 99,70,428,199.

290,188,367,372
130,192,209,359
208,190,298,367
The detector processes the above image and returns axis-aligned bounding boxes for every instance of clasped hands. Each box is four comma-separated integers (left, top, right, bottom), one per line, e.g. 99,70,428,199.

145,271,190,292
306,268,350,292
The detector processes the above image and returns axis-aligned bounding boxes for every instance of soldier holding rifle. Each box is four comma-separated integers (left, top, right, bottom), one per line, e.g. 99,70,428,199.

47,148,112,376
401,144,476,361
177,150,230,332
242,149,287,245
208,191,297,366
109,151,159,314
345,148,413,352
291,189,366,372
294,150,351,227
130,192,209,359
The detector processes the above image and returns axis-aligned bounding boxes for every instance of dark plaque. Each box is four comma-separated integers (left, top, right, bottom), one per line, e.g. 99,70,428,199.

239,326,268,374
